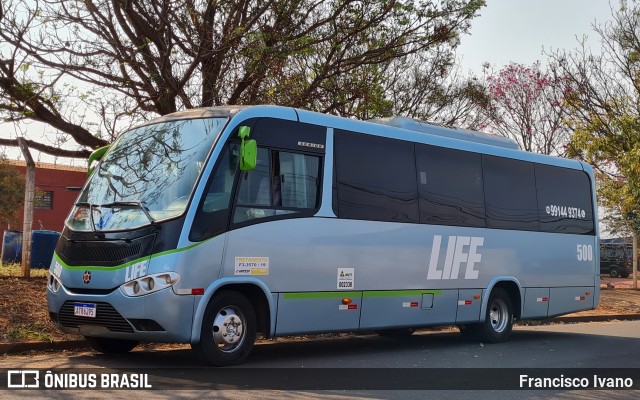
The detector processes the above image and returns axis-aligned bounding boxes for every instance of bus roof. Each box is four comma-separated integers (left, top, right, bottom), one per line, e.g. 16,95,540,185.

368,116,519,150
134,105,585,172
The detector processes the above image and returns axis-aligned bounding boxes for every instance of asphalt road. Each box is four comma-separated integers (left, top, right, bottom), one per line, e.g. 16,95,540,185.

0,321,639,399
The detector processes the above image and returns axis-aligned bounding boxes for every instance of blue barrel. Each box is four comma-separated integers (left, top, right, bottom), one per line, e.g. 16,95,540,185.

31,230,61,268
1,230,23,264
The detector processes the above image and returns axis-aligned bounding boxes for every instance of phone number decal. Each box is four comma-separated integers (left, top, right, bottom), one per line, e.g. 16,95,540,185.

546,205,586,219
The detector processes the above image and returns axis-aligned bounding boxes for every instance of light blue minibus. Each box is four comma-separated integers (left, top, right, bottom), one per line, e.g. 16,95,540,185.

47,105,599,366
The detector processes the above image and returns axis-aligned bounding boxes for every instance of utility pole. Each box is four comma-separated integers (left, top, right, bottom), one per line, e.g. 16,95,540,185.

16,138,34,278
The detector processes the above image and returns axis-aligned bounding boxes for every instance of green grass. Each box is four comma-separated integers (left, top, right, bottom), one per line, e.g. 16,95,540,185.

0,262,49,278
2,324,53,342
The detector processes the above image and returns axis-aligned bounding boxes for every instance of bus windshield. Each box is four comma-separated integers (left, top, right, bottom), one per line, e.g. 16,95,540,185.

67,117,227,232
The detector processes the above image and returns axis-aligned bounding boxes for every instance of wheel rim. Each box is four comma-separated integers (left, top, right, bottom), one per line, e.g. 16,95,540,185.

489,298,509,333
611,269,618,277
212,306,246,353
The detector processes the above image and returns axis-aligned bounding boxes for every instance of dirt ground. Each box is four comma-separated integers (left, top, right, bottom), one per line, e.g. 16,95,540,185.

0,277,79,343
0,276,639,343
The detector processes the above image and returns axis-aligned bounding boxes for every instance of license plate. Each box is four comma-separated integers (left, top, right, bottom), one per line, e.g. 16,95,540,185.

73,303,97,318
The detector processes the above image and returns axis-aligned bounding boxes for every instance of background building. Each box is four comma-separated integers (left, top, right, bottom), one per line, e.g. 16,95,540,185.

0,161,86,234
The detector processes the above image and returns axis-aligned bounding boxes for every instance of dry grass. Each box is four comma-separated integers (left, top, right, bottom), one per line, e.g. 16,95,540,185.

0,262,80,343
0,262,49,278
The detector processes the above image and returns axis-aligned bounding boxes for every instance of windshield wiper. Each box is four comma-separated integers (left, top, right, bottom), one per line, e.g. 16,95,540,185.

74,201,156,233
101,201,156,226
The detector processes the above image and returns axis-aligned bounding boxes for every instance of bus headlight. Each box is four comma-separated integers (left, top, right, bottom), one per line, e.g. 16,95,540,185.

120,272,180,297
48,272,62,293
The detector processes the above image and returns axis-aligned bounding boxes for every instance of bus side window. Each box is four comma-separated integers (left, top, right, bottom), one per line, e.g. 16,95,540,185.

483,155,539,231
535,164,594,235
334,130,419,223
233,148,320,224
415,143,485,228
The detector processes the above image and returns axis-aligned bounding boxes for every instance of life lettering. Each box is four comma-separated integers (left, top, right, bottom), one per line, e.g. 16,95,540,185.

427,235,484,280
125,262,148,281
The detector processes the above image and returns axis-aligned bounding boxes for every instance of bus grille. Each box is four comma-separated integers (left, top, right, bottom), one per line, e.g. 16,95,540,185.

79,243,141,263
55,233,155,267
57,301,134,333
59,240,143,264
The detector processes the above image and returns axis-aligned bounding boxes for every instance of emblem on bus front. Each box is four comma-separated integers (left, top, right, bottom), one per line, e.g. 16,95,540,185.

83,271,92,284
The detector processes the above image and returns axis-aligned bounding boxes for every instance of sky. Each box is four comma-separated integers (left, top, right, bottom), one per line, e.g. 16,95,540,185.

458,0,618,74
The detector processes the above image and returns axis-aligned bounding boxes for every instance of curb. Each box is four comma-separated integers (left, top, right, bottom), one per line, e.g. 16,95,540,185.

520,313,640,325
2,314,640,355
0,340,88,355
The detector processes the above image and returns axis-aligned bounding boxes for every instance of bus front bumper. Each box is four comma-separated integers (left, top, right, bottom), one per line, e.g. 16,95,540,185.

47,284,195,343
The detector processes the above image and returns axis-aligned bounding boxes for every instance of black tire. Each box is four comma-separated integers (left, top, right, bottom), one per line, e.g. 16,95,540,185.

610,267,619,278
376,328,415,338
459,287,513,343
458,324,481,340
192,290,256,366
621,273,630,278
85,337,139,354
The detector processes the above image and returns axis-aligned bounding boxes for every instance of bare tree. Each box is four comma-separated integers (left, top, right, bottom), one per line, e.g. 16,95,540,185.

0,0,486,157
387,55,490,129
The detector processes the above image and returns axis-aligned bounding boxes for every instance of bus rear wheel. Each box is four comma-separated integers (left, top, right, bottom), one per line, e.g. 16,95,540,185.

192,290,256,366
459,287,513,343
85,337,139,354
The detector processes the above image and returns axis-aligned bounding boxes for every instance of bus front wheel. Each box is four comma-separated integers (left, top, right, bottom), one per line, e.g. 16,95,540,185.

192,290,257,366
459,287,513,343
85,337,139,354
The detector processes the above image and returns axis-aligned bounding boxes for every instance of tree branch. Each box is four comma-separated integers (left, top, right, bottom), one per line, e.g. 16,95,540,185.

0,137,91,159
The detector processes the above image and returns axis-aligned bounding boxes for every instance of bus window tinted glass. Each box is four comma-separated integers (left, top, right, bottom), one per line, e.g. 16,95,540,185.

236,147,272,207
234,148,320,223
334,130,419,223
279,151,320,209
483,156,538,231
535,164,594,234
415,144,485,228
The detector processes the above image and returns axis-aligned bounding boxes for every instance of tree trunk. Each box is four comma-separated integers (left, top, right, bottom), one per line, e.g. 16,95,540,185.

17,138,34,278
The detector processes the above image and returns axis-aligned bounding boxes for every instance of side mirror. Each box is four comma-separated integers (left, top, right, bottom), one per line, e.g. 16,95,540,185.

238,126,257,172
88,145,111,176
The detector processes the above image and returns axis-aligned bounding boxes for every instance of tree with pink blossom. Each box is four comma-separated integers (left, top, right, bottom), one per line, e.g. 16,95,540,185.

481,62,573,155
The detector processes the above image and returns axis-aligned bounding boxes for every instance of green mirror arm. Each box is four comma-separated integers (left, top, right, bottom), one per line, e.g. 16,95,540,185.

238,125,251,140
88,145,111,175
